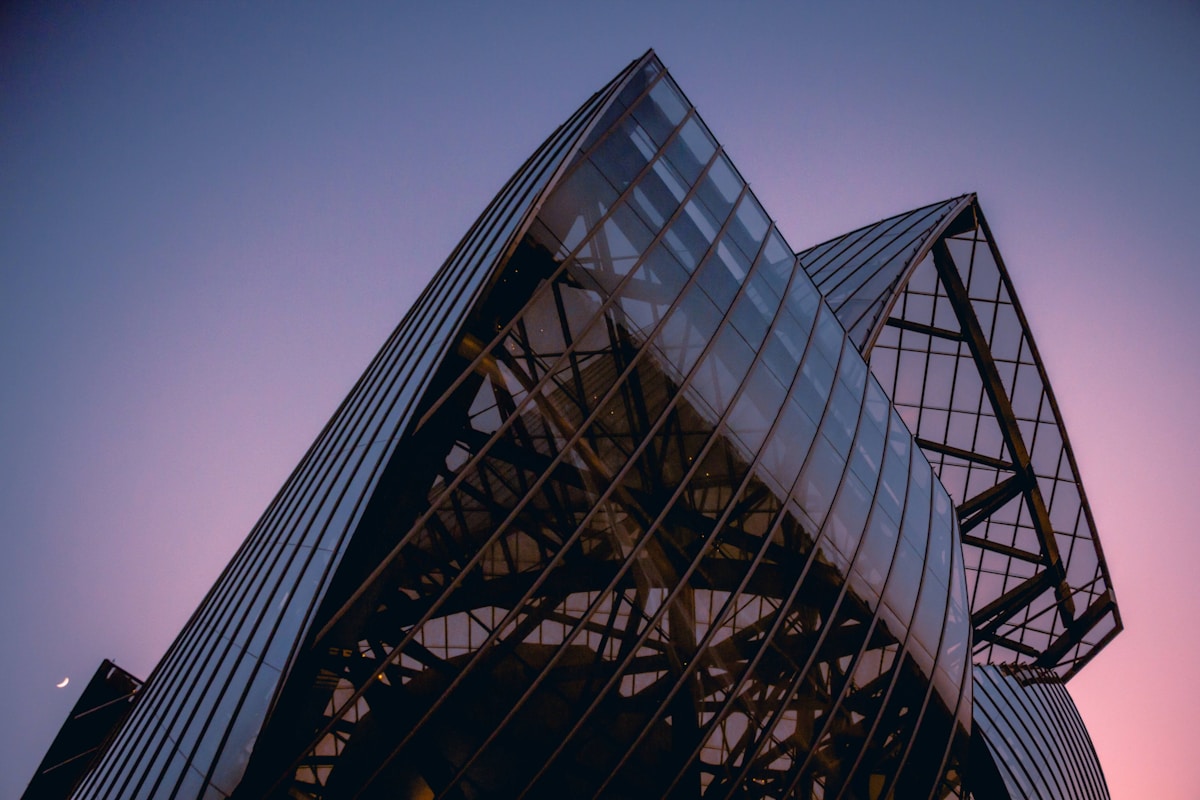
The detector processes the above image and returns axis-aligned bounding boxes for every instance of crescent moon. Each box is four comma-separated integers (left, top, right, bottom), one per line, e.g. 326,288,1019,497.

56,677,69,689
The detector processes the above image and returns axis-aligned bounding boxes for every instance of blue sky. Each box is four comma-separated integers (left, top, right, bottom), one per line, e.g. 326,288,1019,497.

3,3,1197,797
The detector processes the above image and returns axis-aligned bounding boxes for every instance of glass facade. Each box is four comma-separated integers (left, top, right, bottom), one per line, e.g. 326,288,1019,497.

971,664,1110,800
49,50,1116,800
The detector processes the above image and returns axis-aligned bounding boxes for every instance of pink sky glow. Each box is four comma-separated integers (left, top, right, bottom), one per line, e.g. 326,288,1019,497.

2,4,1197,797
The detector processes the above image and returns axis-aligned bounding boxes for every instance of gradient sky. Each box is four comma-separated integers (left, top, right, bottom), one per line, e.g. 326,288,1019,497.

2,3,1196,797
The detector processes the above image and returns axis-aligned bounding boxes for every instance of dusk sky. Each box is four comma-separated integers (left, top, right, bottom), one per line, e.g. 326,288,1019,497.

3,3,1197,797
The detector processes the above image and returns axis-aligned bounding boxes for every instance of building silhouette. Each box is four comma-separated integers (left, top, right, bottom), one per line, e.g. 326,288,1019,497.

36,50,1119,799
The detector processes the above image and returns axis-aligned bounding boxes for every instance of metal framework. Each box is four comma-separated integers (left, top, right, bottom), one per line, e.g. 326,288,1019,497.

800,198,1120,678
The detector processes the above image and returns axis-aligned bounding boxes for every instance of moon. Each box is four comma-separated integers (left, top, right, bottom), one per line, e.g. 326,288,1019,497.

56,677,69,689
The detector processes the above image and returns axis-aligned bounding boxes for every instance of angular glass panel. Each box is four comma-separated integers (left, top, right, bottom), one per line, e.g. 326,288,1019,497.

663,117,715,184
730,283,772,350
760,327,801,386
654,281,723,376
539,159,618,254
758,229,795,299
692,325,755,417
695,153,742,220
933,293,959,332
882,539,922,626
821,374,862,456
876,417,911,524
1030,422,1064,480
825,471,873,571
907,573,945,671
628,158,687,233
1011,363,1044,421
591,116,655,191
727,361,788,455
811,303,845,366
901,471,931,553
617,244,688,335
791,350,837,423
793,433,845,529
696,238,748,310
573,200,654,294
727,193,769,264
631,77,687,146
663,199,719,271
760,396,819,489
989,303,1022,363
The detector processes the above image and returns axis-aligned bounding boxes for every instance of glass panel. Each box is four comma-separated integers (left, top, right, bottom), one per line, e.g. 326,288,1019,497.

989,303,1022,363
615,60,660,109
573,200,654,295
590,116,654,191
876,414,911,524
760,395,820,487
883,539,923,629
838,339,868,398
825,471,873,571
692,325,755,417
653,281,723,377
759,229,797,299
727,361,788,455
631,77,687,146
663,199,718,271
812,303,845,366
1011,364,1044,421
695,154,742,220
727,193,769,264
793,433,845,528
910,573,949,671
696,238,748,310
782,274,821,340
791,350,836,423
628,157,687,233
538,159,617,255
729,277,773,350
761,326,801,386
821,375,861,456
623,241,689,323
901,459,932,551
848,400,886,487
663,117,715,184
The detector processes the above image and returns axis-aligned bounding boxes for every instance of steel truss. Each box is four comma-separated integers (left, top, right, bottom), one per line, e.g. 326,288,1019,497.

802,198,1120,678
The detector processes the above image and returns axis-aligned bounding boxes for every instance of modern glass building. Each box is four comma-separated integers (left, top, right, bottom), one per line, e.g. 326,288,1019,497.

36,50,1119,800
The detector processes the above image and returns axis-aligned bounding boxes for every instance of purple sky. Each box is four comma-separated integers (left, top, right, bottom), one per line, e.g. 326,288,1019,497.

3,3,1197,797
